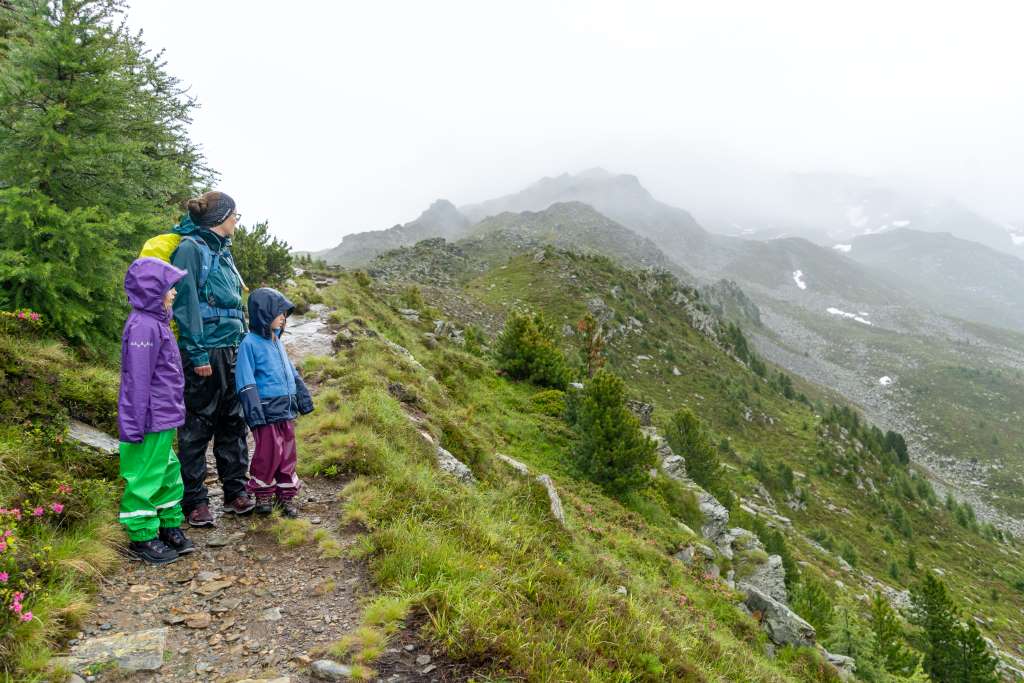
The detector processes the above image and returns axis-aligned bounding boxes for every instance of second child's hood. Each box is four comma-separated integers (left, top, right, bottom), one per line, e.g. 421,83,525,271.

125,257,187,319
247,287,295,338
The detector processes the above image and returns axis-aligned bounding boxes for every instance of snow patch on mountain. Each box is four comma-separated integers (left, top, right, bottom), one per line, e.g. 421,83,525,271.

792,270,807,290
827,307,873,326
833,244,852,253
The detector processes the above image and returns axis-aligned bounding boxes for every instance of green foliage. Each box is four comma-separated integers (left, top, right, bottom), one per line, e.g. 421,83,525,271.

529,389,566,417
654,476,703,530
839,540,858,568
869,592,919,676
399,285,424,310
910,573,998,682
0,188,133,352
495,309,572,389
0,0,211,352
791,576,834,640
663,407,721,490
0,0,210,216
569,370,656,495
230,221,292,288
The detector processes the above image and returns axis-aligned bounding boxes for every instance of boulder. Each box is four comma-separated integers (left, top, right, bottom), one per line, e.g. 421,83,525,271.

824,651,857,680
435,446,475,484
661,454,689,482
745,554,788,603
59,627,168,673
698,490,730,541
741,583,816,647
495,453,530,476
536,474,566,527
627,400,654,426
67,420,118,455
311,659,353,680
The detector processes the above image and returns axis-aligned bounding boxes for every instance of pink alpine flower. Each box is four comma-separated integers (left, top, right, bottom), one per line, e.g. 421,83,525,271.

50,502,64,514
0,572,8,583
0,541,7,553
20,611,33,622
57,484,73,495
10,509,21,521
31,507,44,517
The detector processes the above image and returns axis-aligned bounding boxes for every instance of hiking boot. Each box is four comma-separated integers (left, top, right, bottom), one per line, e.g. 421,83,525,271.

127,538,179,565
159,527,195,555
275,498,299,519
254,495,274,516
224,493,256,516
187,504,215,528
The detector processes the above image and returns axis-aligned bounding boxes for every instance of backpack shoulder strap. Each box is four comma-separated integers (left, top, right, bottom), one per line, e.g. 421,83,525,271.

179,234,217,292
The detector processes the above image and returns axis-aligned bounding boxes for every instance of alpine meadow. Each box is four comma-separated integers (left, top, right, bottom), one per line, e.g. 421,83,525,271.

2,2,1024,683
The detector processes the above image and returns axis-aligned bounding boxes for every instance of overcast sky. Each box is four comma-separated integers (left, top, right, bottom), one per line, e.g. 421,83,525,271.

127,1,1024,250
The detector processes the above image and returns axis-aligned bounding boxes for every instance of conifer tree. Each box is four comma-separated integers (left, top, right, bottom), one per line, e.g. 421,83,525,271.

571,369,656,495
664,407,720,489
0,0,211,217
495,309,572,389
0,0,211,349
910,573,998,682
869,592,919,676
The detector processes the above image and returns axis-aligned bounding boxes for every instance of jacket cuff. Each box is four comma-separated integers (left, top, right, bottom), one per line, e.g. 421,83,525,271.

190,350,210,368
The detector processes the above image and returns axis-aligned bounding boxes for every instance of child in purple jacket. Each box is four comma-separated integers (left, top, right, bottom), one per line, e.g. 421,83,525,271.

118,257,195,564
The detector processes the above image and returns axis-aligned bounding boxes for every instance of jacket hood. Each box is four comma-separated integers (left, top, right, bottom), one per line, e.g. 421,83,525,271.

125,257,187,319
172,214,200,235
247,287,295,338
173,215,231,248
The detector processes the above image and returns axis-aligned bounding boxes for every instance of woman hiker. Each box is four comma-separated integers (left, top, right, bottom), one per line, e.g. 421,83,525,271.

171,191,255,526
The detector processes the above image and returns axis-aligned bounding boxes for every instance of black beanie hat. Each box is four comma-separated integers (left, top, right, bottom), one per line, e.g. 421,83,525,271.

188,192,236,228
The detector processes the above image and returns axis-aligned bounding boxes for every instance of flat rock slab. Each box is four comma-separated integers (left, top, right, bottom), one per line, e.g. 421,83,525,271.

67,419,119,455
311,659,353,680
62,626,168,672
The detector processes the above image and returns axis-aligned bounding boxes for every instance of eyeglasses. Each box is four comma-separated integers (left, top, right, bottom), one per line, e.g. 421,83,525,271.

233,212,242,221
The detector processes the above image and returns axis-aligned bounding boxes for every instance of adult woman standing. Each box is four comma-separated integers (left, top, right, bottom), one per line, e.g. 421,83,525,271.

171,191,255,526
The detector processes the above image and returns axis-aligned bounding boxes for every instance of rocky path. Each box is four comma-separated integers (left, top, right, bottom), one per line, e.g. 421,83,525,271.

59,304,476,683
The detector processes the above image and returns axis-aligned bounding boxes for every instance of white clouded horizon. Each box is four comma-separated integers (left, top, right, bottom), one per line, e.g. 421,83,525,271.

127,0,1024,250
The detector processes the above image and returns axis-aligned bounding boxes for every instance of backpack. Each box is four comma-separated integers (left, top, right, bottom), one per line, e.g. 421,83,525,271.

139,232,247,324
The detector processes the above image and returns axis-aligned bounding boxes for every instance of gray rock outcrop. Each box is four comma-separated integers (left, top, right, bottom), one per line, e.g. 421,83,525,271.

740,584,816,648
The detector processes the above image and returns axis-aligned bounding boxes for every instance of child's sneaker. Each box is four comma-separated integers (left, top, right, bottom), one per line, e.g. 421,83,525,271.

254,495,274,516
127,538,179,565
159,527,195,555
275,498,299,519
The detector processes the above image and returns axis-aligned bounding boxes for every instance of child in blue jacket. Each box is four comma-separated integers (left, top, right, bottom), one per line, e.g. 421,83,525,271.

235,288,314,517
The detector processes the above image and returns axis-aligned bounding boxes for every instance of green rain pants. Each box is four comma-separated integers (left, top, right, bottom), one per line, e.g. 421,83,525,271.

118,429,185,541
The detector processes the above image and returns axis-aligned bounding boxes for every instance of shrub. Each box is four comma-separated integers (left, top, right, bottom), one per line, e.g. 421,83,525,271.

530,389,567,418
570,370,656,495
654,476,703,530
231,221,293,287
791,576,835,640
495,309,572,389
663,407,720,490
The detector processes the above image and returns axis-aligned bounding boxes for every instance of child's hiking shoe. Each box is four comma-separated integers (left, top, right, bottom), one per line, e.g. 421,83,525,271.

187,504,215,527
254,495,274,516
159,527,195,555
224,494,256,515
127,538,178,565
275,498,299,519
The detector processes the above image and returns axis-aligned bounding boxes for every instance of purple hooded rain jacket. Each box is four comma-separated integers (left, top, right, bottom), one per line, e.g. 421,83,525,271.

118,257,189,443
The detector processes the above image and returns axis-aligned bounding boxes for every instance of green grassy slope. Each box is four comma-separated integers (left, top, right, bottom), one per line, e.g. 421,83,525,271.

0,331,121,681
356,244,1024,676
291,271,844,682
